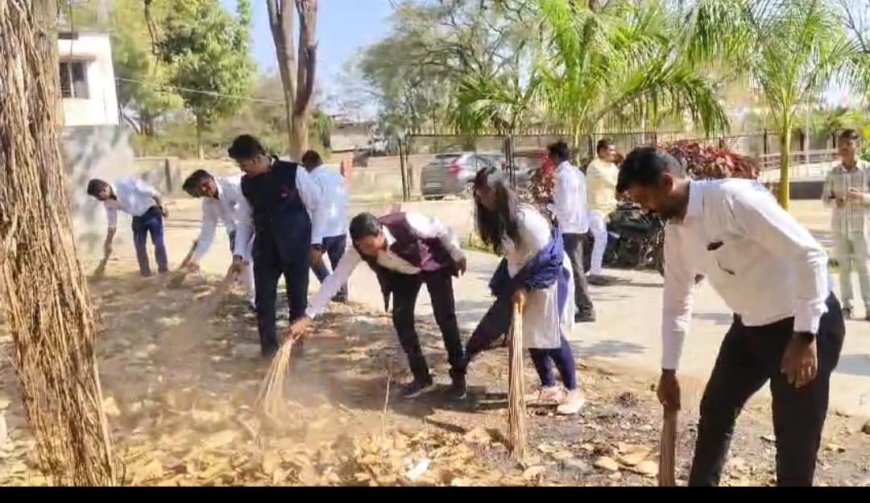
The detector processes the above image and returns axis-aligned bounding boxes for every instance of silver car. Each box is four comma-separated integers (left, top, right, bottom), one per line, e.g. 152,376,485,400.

420,152,501,199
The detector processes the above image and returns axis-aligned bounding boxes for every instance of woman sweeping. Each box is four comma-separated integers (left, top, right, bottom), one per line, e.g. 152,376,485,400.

464,166,585,415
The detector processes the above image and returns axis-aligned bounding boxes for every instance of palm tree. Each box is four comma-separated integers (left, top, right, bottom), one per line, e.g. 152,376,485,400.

688,0,863,208
536,0,730,147
449,69,544,138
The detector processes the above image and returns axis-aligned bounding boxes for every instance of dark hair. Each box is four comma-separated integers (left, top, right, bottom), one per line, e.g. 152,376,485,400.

182,169,213,197
596,138,614,155
473,166,521,254
86,178,108,197
547,140,571,162
228,134,265,160
349,212,381,241
838,129,861,143
616,147,680,193
301,150,322,166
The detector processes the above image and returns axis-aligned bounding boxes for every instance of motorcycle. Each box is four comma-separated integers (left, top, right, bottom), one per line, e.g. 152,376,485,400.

583,202,665,274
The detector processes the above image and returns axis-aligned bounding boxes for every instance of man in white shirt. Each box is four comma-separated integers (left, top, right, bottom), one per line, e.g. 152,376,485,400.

547,141,595,322
87,177,169,277
617,147,846,487
286,211,469,401
301,150,350,302
181,169,256,309
586,138,620,283
821,129,870,320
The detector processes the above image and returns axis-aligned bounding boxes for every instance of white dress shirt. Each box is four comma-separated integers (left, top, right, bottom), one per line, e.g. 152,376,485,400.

233,160,325,261
104,178,161,229
304,212,466,319
661,179,829,370
193,175,247,262
549,161,589,234
309,164,350,239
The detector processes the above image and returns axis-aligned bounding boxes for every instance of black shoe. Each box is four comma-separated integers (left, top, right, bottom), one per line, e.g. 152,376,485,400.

575,311,596,323
446,374,467,401
401,379,435,399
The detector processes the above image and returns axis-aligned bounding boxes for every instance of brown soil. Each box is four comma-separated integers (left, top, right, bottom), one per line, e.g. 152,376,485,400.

1,271,869,486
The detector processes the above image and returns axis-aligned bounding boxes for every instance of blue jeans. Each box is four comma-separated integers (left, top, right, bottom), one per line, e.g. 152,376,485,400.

131,206,168,276
311,234,348,301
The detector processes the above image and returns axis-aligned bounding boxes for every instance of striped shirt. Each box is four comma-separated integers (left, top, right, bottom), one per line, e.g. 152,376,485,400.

822,161,870,235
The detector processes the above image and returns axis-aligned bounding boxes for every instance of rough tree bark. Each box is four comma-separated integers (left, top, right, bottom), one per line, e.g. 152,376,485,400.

0,0,115,486
267,0,318,159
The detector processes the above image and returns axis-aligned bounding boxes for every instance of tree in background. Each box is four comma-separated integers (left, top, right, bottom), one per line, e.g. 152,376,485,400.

110,0,181,135
537,0,729,146
691,0,863,208
267,0,319,159
0,0,115,485
155,0,254,159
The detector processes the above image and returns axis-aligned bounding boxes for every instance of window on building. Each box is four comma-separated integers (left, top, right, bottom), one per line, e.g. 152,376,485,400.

58,61,89,99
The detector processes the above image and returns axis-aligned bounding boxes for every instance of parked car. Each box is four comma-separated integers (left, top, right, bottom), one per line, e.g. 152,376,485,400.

420,152,502,199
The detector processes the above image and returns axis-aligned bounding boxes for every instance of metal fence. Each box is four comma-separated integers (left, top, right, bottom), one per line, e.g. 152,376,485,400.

391,128,845,201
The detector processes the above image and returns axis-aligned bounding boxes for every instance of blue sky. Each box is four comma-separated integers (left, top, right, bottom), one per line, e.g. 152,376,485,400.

220,0,392,86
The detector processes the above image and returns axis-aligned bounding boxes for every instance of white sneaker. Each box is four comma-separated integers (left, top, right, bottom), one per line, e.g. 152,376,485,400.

556,390,586,415
526,385,564,404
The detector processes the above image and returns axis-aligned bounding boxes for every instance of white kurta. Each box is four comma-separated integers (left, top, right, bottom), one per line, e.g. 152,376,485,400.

502,205,575,349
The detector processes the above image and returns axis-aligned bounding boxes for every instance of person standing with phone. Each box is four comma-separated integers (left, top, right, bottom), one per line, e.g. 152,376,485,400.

822,129,870,320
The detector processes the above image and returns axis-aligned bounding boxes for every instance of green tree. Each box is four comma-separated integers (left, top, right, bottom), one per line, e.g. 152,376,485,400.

155,0,253,158
689,0,862,208
536,0,729,146
109,0,181,135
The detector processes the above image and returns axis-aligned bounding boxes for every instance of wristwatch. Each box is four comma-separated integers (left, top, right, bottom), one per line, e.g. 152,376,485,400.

795,331,816,344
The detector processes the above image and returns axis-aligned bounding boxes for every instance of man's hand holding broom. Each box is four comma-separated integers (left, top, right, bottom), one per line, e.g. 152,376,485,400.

287,315,313,341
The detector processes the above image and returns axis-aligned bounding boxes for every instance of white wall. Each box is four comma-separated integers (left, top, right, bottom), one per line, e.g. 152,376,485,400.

57,33,119,127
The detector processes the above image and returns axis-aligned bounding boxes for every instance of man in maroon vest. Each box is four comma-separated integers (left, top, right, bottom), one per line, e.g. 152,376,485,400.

288,211,469,400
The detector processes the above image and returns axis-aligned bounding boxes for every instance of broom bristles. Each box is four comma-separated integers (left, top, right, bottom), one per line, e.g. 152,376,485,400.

508,300,527,460
257,334,301,425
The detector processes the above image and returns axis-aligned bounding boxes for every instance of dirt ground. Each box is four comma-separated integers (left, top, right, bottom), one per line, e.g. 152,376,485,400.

2,266,870,486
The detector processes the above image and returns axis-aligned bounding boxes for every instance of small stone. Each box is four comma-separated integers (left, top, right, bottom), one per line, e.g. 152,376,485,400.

0,397,10,410
594,456,620,472
608,472,622,480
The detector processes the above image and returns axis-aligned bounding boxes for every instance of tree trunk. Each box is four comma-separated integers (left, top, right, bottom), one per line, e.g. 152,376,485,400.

267,0,318,160
778,120,792,209
0,0,115,486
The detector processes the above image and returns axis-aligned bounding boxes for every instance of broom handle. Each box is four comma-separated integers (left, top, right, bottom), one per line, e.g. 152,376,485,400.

508,300,527,460
658,407,678,486
177,240,198,270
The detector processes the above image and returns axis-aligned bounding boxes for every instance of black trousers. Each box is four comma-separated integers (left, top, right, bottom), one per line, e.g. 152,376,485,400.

391,269,464,383
689,294,846,487
253,248,310,357
563,233,595,316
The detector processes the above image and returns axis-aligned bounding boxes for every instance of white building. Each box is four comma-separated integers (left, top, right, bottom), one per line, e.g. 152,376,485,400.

57,31,119,127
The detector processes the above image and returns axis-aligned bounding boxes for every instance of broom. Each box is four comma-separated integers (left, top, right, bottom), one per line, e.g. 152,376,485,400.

92,252,110,279
507,299,527,460
167,240,199,289
658,408,678,486
257,329,305,425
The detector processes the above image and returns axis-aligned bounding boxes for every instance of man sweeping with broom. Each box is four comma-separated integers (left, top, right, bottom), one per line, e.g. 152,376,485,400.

181,169,256,311
227,134,326,360
617,147,845,486
287,211,469,400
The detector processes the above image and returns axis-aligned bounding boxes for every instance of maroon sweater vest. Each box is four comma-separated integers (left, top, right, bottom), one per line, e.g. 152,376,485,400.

354,212,457,310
